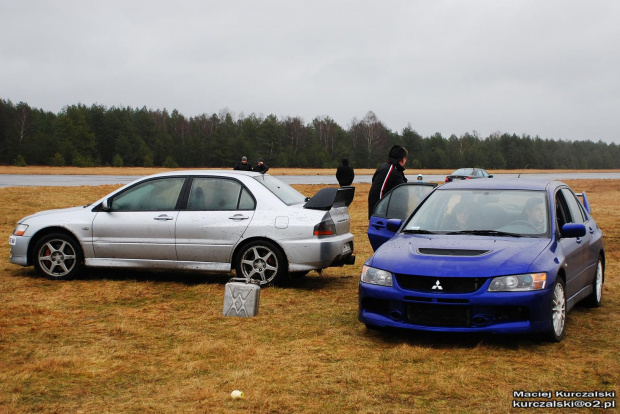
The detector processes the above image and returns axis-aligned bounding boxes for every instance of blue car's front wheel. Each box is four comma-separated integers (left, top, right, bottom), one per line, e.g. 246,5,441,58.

547,278,567,342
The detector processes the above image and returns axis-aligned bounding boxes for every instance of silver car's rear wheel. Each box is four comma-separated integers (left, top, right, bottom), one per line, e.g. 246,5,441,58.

33,233,83,280
235,241,286,286
547,278,566,342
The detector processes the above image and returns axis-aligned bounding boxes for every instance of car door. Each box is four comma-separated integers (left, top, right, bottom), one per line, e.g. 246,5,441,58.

368,183,437,251
555,188,592,299
559,187,598,295
175,177,255,265
92,176,186,260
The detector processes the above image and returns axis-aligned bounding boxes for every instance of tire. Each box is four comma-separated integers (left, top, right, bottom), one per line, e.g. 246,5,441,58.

33,233,83,280
584,258,604,308
546,278,567,342
234,240,287,286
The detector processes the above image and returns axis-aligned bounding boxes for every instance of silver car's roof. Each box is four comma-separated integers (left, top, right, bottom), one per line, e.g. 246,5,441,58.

139,170,264,179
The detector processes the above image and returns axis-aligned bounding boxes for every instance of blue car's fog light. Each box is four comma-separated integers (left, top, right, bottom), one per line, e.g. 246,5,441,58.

361,265,393,286
488,273,546,292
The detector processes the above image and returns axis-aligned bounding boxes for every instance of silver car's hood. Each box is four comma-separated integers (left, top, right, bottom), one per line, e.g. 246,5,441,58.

19,205,92,223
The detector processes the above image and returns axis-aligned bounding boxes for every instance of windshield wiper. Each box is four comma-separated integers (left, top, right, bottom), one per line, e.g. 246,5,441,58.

446,230,523,238
402,229,436,234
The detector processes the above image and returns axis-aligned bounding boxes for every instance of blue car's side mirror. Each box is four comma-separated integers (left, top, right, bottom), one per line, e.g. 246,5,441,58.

561,223,586,238
386,219,403,232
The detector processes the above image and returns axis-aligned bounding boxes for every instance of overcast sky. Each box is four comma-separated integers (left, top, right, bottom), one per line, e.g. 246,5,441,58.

2,1,619,143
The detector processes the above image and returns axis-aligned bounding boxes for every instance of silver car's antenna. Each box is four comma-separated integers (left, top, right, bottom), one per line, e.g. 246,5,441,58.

518,164,529,178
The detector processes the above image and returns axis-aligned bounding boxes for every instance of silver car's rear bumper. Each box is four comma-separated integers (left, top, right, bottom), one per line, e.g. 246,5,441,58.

280,234,355,272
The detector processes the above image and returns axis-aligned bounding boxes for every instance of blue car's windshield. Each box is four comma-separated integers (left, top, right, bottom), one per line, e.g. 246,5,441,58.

404,189,549,236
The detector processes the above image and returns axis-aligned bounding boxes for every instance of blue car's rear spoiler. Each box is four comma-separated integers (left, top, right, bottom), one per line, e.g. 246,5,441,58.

304,186,355,210
577,191,591,213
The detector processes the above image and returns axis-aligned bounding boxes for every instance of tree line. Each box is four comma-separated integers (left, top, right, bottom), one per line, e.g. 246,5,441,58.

1,98,618,170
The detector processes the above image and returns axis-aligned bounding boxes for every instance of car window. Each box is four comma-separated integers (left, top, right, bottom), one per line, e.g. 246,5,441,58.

405,189,548,235
374,185,435,220
253,174,306,205
188,177,254,210
560,188,586,224
238,187,256,209
112,177,186,211
555,191,569,229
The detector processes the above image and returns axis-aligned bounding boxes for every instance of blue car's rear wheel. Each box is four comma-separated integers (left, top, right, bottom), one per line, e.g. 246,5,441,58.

584,258,603,308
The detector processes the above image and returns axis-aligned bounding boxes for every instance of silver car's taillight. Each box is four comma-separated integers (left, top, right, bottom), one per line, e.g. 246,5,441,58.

313,218,336,236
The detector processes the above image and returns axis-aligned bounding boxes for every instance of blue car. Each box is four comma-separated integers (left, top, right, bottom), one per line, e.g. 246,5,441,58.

360,179,605,341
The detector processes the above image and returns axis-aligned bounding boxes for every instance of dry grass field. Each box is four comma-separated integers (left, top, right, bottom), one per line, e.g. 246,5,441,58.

0,171,618,413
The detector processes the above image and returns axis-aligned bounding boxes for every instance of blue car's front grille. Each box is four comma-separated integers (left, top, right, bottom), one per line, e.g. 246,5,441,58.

404,303,530,328
360,297,531,328
394,274,488,293
406,303,471,327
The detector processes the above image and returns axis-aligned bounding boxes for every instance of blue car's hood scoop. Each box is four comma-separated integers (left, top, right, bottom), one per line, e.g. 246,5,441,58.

417,248,490,256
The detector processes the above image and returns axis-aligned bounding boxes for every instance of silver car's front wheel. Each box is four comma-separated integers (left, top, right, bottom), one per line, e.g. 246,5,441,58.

235,241,286,286
33,234,83,280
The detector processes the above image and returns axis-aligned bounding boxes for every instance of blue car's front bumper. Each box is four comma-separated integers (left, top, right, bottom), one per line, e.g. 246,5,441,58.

358,280,554,334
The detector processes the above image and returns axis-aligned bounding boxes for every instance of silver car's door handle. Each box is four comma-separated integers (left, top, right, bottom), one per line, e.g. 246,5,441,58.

229,214,249,221
154,215,174,221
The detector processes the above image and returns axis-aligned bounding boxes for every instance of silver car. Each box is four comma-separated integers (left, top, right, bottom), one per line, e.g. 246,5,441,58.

8,170,356,285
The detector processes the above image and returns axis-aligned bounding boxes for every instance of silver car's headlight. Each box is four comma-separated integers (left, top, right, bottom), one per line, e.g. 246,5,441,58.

13,224,29,236
361,265,393,286
488,273,547,292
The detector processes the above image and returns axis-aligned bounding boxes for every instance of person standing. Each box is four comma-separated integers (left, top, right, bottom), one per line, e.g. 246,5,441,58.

233,156,252,171
336,158,355,186
253,158,269,173
368,145,408,218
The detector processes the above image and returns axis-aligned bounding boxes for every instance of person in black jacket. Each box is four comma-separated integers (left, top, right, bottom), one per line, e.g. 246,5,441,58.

336,158,355,186
368,145,408,218
233,156,252,171
253,158,269,173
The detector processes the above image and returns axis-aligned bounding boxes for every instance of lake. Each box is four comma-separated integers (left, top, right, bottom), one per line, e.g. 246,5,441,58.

1,172,620,187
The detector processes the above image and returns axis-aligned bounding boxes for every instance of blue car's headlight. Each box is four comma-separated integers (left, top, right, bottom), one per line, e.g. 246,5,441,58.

361,265,393,286
488,273,547,292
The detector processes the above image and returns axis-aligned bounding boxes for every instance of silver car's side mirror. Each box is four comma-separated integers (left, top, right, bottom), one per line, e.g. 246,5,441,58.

101,198,111,211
